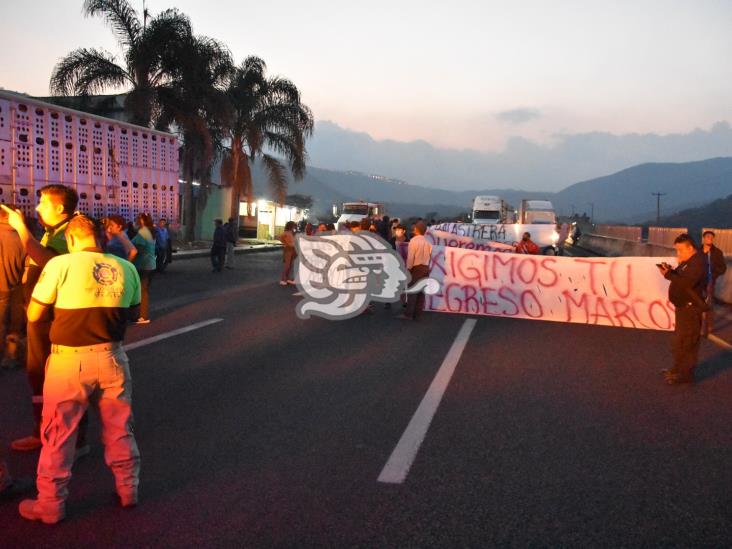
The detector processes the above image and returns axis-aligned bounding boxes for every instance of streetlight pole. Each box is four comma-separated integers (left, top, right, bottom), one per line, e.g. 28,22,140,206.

652,192,666,225
586,202,594,222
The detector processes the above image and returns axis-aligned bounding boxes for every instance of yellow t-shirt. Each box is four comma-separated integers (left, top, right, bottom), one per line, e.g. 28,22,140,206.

32,250,141,346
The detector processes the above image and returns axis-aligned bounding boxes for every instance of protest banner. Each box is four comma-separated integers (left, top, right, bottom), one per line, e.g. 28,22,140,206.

426,245,677,331
432,222,558,250
425,228,514,252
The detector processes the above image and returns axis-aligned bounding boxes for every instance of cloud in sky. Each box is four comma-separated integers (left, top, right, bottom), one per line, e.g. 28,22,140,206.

496,108,541,125
1,1,731,151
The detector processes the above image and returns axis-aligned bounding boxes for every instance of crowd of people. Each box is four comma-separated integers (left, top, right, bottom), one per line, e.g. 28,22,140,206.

277,216,432,320
0,184,166,522
0,183,728,522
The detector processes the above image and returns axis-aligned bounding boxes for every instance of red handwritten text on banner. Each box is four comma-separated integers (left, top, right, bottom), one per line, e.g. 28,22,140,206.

426,246,677,331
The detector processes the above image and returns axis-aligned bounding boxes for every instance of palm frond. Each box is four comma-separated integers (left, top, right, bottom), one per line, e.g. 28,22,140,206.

83,0,141,48
129,8,192,87
50,48,129,95
261,154,289,203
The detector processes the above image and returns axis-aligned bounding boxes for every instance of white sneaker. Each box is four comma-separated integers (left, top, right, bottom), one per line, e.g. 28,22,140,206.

135,318,151,325
279,281,288,286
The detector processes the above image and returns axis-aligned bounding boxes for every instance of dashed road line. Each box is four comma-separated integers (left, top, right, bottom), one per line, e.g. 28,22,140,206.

124,318,224,351
378,318,478,485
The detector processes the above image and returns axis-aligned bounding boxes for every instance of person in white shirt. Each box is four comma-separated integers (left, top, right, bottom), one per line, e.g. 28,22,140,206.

398,221,432,320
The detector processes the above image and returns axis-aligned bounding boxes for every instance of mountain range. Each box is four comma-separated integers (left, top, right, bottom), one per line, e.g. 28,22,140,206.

251,157,732,224
650,194,732,234
307,120,732,193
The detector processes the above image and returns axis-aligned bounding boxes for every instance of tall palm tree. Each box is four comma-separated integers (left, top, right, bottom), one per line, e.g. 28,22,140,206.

156,35,233,241
220,56,314,223
50,0,191,126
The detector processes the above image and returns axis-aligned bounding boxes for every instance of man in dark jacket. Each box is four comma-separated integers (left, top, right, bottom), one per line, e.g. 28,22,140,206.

657,234,707,384
701,230,727,335
211,219,227,273
0,205,25,369
0,205,26,498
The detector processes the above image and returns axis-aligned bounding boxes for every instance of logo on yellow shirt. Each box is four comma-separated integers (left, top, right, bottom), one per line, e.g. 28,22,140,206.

93,263,119,286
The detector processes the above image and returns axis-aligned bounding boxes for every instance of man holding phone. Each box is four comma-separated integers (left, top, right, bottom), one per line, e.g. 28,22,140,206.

657,234,706,384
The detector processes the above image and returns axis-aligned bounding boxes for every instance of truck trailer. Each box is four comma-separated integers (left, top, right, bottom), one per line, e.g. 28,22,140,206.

0,90,179,223
517,199,556,225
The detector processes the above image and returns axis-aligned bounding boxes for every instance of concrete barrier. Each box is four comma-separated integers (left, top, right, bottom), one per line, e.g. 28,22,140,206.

581,233,676,258
583,233,732,304
716,259,732,304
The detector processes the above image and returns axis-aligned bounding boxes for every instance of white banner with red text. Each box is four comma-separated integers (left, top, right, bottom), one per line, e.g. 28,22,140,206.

425,228,515,252
425,245,677,331
431,222,558,249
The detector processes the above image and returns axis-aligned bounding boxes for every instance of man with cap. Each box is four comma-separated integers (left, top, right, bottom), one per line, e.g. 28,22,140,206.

15,215,141,523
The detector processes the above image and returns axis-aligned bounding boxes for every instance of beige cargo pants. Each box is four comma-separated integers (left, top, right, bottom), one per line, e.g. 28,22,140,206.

37,343,140,511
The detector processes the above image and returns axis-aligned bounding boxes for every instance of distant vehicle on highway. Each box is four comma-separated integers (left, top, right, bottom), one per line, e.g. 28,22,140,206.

336,201,385,226
471,196,512,224
518,199,557,225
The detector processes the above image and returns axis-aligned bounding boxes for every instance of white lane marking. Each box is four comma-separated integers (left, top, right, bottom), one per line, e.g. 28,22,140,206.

378,318,478,485
708,333,732,351
123,318,224,351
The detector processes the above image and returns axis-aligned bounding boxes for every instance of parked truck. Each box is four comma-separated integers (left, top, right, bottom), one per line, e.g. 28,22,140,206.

336,201,385,226
471,195,512,224
517,199,556,225
0,90,179,223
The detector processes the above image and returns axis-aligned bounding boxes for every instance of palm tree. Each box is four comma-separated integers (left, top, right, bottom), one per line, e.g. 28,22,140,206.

156,35,233,241
220,56,314,223
50,0,192,126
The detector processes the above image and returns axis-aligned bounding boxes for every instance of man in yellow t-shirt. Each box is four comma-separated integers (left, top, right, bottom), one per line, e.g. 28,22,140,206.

17,215,142,524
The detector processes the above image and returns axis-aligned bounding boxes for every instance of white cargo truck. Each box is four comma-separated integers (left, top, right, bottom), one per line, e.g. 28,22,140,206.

336,201,385,226
518,199,556,225
471,195,511,224
0,90,179,223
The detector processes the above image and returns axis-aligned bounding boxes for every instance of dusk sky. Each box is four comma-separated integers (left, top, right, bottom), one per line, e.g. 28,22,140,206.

2,0,731,152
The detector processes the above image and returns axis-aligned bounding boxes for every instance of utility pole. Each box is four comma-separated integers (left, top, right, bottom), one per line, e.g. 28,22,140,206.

586,202,594,222
652,192,666,225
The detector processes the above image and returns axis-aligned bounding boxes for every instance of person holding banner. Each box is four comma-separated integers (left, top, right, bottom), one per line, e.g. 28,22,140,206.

658,234,707,385
398,221,432,321
515,232,540,254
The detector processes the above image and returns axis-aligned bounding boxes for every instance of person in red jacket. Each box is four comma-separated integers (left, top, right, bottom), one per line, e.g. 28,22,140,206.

515,232,540,254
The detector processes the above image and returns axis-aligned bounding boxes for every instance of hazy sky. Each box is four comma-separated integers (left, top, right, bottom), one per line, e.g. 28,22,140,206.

2,0,731,151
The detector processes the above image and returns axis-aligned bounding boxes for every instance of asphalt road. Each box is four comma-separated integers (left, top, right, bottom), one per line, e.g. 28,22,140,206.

1,250,731,547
